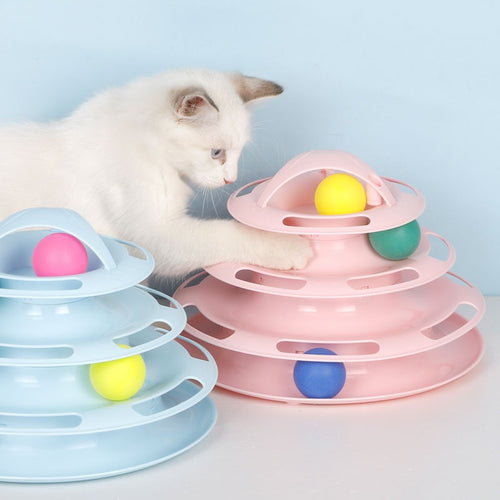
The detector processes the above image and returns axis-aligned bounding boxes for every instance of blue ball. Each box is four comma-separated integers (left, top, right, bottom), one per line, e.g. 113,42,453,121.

293,348,346,398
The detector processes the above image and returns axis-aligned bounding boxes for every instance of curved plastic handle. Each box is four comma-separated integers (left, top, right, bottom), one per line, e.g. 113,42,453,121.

0,208,116,270
256,150,397,208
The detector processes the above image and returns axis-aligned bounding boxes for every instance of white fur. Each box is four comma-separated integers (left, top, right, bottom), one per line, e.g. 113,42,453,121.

0,69,312,277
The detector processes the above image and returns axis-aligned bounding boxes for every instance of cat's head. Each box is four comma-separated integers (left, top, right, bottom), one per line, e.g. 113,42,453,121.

164,70,283,188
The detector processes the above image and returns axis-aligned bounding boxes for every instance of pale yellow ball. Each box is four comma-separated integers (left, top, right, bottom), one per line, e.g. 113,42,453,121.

314,173,367,215
89,345,146,401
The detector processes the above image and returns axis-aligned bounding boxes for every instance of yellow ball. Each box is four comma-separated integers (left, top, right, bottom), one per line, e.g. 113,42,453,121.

89,345,146,401
314,173,367,215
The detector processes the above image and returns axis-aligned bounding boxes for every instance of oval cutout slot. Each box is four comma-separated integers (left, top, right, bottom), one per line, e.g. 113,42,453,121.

183,272,209,289
152,321,172,332
283,215,370,228
445,272,474,288
387,178,419,196
175,336,209,362
114,324,170,347
347,268,419,290
235,181,262,198
427,233,451,261
0,413,82,430
235,269,306,290
0,277,83,291
185,305,235,340
118,241,148,260
421,304,477,340
133,379,202,416
277,340,380,356
0,345,73,360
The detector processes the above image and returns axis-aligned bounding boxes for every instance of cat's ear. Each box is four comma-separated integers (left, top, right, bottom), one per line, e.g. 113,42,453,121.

174,89,219,120
231,73,284,103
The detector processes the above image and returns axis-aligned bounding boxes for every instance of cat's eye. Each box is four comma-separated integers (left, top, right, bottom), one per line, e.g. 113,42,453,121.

211,148,225,160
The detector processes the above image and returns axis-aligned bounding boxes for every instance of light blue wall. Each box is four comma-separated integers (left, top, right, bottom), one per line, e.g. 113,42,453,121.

1,0,498,293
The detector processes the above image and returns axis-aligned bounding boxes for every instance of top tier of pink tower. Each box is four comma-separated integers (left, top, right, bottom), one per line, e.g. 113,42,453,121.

228,150,426,235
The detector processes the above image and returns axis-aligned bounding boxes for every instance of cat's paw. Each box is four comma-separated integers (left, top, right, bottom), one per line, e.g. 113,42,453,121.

249,231,313,271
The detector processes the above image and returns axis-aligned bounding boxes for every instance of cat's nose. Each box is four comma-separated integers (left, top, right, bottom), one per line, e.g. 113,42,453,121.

224,178,234,185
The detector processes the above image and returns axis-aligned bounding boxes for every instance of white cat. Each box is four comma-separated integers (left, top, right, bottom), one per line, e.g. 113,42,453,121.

0,68,312,279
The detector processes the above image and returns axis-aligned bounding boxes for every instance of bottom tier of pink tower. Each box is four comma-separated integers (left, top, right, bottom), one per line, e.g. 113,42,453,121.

182,314,482,404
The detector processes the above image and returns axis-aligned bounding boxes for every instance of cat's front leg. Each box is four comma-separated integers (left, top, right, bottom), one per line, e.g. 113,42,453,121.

153,217,313,276
225,220,313,271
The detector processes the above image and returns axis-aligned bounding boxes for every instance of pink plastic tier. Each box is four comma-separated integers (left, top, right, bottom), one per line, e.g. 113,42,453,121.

174,150,485,404
206,229,455,298
182,327,483,404
227,150,425,235
175,273,484,361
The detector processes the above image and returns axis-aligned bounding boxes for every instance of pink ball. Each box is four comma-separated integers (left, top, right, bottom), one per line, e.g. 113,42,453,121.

32,233,88,277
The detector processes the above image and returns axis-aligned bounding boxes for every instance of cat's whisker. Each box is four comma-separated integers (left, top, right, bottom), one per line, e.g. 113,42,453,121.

201,187,208,218
209,189,220,218
217,185,232,196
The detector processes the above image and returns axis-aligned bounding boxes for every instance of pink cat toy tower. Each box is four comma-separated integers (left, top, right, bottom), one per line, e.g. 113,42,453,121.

174,150,485,404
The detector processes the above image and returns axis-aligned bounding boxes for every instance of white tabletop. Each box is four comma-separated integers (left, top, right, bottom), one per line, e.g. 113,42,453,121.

1,297,498,500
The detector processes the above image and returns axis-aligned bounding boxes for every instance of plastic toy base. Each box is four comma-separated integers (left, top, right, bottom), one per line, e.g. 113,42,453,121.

182,325,483,405
0,382,216,483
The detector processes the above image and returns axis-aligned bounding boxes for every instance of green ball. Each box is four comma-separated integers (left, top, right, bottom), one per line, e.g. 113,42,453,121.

369,220,421,260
